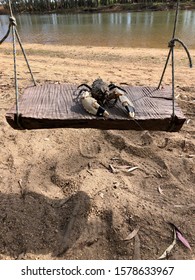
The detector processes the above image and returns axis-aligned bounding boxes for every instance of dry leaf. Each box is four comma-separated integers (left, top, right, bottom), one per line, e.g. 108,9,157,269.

158,186,164,195
188,154,195,158
99,193,104,199
156,170,163,178
175,94,180,99
124,225,140,241
176,231,192,250
174,204,195,208
169,223,191,250
176,230,192,250
117,165,131,170
174,204,183,208
158,228,176,259
109,164,118,174
127,166,139,173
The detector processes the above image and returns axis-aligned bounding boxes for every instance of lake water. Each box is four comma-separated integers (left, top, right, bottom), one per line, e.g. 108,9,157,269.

0,10,195,48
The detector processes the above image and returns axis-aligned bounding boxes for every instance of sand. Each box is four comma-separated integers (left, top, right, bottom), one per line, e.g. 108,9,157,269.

0,43,195,260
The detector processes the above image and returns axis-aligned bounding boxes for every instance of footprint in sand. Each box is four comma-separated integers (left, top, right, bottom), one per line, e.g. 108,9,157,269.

79,137,101,158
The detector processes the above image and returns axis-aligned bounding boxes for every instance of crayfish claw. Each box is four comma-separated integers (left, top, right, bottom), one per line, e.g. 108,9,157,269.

79,90,109,118
124,105,135,119
119,95,135,119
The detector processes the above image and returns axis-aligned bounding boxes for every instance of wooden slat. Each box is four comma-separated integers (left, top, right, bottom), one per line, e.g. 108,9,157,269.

5,83,186,131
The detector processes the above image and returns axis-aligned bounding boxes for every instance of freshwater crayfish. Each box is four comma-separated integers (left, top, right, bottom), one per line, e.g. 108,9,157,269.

76,78,135,118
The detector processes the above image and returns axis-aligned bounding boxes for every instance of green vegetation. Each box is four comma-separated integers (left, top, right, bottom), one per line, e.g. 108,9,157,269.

1,0,195,14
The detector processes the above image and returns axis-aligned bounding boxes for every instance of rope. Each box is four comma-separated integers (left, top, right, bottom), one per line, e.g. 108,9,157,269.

15,28,37,86
0,0,37,128
157,0,193,131
171,45,175,119
0,17,16,44
8,0,13,17
172,0,179,39
169,38,193,68
157,1,180,90
12,23,20,127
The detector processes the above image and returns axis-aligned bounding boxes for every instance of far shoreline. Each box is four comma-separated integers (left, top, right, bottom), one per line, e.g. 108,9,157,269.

1,2,195,15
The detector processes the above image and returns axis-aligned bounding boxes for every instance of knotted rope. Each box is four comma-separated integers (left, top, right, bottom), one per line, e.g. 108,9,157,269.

157,1,193,131
0,0,36,128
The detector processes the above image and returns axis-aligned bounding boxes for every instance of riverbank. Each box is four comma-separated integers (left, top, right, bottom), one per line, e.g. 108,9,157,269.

1,2,195,15
1,43,195,88
0,43,195,260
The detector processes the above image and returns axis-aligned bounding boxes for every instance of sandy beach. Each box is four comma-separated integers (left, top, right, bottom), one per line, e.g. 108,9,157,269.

0,43,195,260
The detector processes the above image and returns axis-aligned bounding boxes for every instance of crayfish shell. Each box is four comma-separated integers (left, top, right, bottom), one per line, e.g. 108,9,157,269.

91,78,110,105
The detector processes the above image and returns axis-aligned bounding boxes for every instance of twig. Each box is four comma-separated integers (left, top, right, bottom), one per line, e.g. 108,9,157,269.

109,164,118,174
87,170,93,176
18,179,26,200
157,186,164,195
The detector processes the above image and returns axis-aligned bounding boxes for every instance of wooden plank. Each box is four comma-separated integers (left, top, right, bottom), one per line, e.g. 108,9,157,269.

5,83,186,131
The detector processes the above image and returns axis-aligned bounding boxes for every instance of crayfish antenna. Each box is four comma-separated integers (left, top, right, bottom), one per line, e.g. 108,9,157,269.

77,84,92,90
74,88,90,101
108,84,127,94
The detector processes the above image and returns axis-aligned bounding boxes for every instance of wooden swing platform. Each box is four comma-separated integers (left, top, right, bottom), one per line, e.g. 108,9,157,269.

5,83,186,131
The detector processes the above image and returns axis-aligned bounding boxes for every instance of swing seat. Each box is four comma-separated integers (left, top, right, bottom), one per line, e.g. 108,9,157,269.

5,83,186,131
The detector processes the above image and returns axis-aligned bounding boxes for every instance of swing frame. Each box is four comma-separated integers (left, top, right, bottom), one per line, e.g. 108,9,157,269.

1,0,192,131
